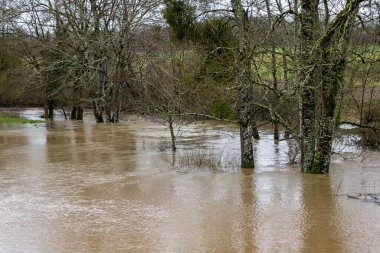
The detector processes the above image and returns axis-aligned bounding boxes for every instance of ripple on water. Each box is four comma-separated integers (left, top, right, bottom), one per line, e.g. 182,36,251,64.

0,110,379,253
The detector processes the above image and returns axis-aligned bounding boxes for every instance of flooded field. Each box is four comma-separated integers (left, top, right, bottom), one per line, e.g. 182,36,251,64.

0,108,379,252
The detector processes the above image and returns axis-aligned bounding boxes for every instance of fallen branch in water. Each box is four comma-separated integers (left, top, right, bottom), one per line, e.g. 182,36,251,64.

347,193,380,205
332,151,350,161
340,121,380,132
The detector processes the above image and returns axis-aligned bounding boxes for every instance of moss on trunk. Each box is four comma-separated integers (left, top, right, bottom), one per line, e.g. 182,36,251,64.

303,0,362,174
232,0,255,168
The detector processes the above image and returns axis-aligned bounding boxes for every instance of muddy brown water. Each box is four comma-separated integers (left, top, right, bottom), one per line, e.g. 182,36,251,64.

0,108,380,253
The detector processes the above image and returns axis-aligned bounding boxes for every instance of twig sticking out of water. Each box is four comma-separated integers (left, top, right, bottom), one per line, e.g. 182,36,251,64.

334,180,343,196
347,193,380,205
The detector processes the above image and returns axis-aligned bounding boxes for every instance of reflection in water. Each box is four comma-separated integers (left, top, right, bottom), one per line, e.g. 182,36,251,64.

240,169,257,252
0,109,380,252
301,176,343,253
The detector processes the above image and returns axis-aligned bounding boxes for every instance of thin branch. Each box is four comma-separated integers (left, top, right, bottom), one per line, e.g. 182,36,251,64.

252,79,283,97
253,102,298,141
339,121,380,132
271,9,296,30
195,9,233,19
175,112,238,124
349,50,380,64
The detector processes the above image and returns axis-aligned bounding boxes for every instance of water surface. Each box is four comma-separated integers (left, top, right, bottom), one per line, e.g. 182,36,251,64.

0,109,379,252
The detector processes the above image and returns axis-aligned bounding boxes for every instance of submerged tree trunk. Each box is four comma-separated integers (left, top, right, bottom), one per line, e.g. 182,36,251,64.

252,123,260,140
238,71,255,168
70,84,83,120
299,0,320,172
61,107,67,120
70,106,83,120
70,67,84,120
44,100,54,119
232,0,255,168
92,100,104,123
168,115,176,151
310,0,362,173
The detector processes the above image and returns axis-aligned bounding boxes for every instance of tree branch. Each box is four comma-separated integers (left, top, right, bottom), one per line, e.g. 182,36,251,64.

339,121,380,132
195,9,233,19
175,112,238,124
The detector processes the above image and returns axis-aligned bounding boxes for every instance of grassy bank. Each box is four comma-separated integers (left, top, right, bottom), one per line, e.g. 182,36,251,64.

0,116,45,124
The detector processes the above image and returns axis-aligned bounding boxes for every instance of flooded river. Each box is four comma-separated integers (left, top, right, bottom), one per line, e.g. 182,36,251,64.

0,108,379,252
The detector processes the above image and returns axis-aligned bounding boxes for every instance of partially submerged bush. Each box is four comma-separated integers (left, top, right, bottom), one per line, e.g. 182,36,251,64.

359,127,380,150
287,139,301,164
178,147,239,171
179,148,222,171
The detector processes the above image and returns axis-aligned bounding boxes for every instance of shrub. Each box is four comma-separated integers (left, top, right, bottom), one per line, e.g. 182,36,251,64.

212,99,232,120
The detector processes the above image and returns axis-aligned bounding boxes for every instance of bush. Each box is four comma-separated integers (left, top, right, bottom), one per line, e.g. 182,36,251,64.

212,99,232,120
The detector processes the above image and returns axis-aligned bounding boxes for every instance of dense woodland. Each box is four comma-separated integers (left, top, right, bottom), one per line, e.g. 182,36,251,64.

0,0,379,173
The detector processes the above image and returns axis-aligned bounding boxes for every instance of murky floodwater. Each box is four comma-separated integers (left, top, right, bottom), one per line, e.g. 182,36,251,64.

0,108,380,253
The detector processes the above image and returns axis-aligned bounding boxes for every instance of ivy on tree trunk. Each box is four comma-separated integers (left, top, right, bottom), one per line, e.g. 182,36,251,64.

300,0,364,174
310,0,363,173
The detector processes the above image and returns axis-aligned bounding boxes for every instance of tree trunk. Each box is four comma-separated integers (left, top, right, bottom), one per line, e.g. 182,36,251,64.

70,105,83,120
92,101,104,123
70,65,84,120
299,0,320,172
312,59,345,173
168,115,176,151
44,100,54,119
252,123,260,140
367,85,376,123
308,0,362,173
62,107,67,120
115,99,122,123
239,73,255,168
282,53,289,90
359,71,370,124
265,0,280,141
232,0,255,168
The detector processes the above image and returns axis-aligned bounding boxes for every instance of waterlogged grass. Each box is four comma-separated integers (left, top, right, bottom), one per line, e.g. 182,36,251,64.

178,147,240,171
0,116,45,124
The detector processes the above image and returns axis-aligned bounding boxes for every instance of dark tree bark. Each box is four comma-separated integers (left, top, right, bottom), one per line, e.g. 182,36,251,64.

310,0,363,173
70,106,83,120
299,0,320,172
70,76,83,120
92,100,104,123
168,115,176,151
44,100,54,119
232,0,255,168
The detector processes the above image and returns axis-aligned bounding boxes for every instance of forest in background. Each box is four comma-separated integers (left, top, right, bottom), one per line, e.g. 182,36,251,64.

0,0,379,173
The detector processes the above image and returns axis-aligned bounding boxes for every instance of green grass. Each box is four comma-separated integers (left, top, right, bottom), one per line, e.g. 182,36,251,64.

254,47,380,87
0,117,45,124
